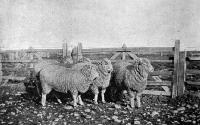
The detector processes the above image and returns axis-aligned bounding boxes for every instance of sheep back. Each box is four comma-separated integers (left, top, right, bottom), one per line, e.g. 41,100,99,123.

112,59,152,93
40,64,97,94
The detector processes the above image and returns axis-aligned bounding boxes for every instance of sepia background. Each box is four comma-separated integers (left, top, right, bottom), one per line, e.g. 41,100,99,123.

0,0,200,50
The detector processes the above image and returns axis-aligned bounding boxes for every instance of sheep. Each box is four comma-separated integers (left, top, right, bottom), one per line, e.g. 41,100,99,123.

39,64,99,107
111,58,154,108
72,58,113,104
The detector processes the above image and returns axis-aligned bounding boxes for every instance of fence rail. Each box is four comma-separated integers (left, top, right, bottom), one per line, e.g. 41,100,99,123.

0,40,186,98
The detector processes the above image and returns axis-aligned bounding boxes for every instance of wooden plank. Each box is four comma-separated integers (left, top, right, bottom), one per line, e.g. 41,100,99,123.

110,52,121,60
187,69,200,74
147,81,172,86
188,57,200,61
152,76,162,82
172,40,180,98
143,90,171,96
177,51,186,96
122,52,126,60
186,81,200,85
62,43,67,58
91,59,172,63
151,60,173,63
77,43,83,61
82,47,173,54
152,76,171,96
2,76,26,81
150,70,173,76
125,47,174,53
127,52,139,60
1,60,38,63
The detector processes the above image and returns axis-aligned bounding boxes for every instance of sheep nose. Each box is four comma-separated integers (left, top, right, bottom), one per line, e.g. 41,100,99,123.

107,70,112,73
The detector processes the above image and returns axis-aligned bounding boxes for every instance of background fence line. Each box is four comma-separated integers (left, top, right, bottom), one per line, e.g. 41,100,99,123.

0,40,194,98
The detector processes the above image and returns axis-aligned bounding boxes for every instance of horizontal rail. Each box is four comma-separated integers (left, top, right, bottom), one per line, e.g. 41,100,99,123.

83,47,174,54
186,69,200,74
147,81,172,86
143,90,171,96
2,76,26,81
1,60,38,63
188,57,200,61
151,70,173,76
91,59,172,63
186,81,200,85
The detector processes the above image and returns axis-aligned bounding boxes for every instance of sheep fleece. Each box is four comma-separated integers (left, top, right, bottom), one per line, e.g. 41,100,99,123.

40,65,94,95
113,61,148,93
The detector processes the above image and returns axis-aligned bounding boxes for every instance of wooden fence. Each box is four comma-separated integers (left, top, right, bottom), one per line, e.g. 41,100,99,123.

182,51,200,91
0,40,186,98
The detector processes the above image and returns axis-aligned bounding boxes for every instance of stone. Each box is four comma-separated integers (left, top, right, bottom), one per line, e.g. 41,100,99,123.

134,120,140,125
84,109,91,113
64,105,73,110
114,104,121,109
151,111,159,117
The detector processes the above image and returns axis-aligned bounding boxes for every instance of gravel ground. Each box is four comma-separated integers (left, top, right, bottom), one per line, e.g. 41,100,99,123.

0,84,200,125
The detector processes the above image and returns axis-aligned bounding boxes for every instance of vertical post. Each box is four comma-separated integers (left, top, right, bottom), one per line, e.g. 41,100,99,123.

0,51,2,83
72,46,78,64
77,43,83,62
178,51,186,96
172,40,180,98
62,43,68,58
122,43,127,60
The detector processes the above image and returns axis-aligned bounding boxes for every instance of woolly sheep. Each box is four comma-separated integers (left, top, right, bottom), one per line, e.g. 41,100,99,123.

111,58,154,108
72,58,113,104
39,64,99,107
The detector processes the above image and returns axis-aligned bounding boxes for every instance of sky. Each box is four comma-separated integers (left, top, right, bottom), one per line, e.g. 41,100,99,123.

0,0,200,50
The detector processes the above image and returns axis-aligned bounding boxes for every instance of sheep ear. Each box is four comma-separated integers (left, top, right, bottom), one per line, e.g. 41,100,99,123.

81,65,92,77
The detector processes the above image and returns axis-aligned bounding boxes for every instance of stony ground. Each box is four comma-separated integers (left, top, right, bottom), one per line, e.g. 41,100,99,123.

0,83,200,125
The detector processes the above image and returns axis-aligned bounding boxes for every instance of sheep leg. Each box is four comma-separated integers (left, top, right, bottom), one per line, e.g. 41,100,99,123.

72,92,78,107
128,91,136,108
41,84,52,106
91,86,99,104
136,92,142,108
101,89,106,103
41,93,47,106
77,95,84,105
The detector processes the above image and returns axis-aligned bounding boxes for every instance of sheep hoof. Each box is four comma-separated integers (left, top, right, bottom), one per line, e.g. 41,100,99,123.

94,101,98,105
78,102,84,106
102,101,106,103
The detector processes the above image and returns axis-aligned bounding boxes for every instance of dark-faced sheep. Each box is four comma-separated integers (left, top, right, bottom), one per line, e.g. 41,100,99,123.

72,58,113,104
39,64,99,107
111,58,154,108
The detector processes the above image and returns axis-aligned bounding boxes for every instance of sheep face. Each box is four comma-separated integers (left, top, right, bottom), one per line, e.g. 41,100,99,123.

98,58,113,75
138,58,154,73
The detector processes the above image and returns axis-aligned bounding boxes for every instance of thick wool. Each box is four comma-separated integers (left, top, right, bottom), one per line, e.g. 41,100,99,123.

111,58,154,108
39,64,99,107
72,58,113,104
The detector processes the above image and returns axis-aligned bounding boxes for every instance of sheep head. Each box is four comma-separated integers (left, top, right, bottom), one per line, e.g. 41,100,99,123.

127,58,154,81
98,58,113,75
81,65,99,81
138,58,154,73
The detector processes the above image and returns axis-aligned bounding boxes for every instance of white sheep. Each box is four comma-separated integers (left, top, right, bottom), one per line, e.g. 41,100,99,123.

39,64,99,107
111,58,154,108
72,58,113,104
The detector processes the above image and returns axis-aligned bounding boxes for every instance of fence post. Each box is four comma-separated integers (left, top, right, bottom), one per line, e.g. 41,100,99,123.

178,51,186,96
122,43,127,60
77,43,83,62
172,40,180,98
62,43,68,58
0,51,2,83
